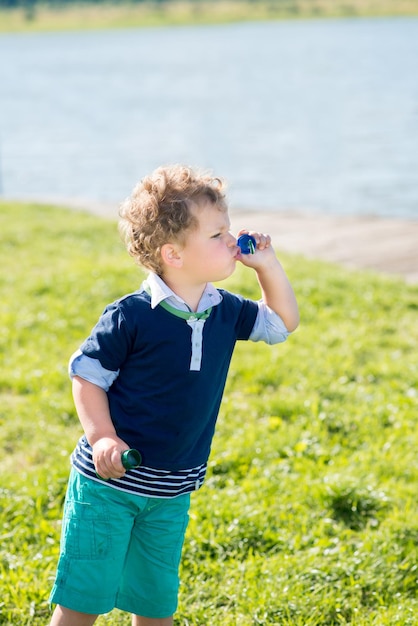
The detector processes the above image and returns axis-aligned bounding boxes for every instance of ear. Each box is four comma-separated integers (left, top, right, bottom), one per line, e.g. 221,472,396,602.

161,243,183,269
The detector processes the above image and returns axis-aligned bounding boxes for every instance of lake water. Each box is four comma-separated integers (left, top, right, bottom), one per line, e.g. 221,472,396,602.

1,17,417,218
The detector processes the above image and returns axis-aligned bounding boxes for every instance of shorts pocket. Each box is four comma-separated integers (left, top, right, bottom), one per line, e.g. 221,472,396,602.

62,499,112,560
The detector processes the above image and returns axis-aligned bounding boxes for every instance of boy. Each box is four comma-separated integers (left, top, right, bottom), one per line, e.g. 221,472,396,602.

49,165,299,626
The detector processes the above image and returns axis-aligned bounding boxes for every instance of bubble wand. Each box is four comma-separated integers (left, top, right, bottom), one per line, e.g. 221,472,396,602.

95,448,142,480
237,234,256,255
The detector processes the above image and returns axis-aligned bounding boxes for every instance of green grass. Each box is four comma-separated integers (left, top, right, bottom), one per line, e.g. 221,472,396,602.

1,201,417,625
1,0,418,33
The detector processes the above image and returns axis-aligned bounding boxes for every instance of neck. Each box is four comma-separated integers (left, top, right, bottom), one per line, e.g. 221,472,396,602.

161,275,206,312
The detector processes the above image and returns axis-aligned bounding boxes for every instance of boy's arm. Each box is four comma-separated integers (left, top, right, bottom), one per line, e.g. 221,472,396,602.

238,231,299,332
72,375,129,479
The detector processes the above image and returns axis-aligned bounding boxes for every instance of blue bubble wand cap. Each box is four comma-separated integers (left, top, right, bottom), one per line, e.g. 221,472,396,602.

237,234,256,254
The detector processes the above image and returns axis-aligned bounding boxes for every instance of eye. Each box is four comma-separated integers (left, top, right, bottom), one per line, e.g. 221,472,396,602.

211,232,222,239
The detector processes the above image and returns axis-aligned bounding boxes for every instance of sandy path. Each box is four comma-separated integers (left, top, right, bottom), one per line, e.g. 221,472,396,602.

58,200,418,284
230,209,418,284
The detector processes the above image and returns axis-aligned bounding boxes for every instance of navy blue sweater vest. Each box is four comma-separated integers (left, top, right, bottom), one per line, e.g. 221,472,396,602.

79,289,258,470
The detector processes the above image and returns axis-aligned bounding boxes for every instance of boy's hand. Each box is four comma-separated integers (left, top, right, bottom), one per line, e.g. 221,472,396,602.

235,228,299,332
92,435,130,479
236,230,276,268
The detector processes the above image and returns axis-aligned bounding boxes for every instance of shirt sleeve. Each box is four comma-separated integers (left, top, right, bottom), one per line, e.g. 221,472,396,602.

249,300,291,344
69,349,120,392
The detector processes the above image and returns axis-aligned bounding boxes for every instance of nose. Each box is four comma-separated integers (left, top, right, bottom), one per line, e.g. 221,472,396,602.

227,231,237,247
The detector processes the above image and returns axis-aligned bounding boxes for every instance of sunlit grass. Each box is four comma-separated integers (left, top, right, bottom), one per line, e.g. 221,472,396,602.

1,0,418,33
1,201,417,625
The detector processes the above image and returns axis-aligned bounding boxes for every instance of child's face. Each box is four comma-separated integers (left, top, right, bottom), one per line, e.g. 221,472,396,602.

180,201,239,284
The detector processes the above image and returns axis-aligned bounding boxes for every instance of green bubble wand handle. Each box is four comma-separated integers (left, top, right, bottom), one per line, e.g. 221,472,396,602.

95,448,142,480
121,448,142,470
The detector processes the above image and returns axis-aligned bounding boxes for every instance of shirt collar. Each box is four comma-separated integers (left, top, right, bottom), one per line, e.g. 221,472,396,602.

142,272,222,312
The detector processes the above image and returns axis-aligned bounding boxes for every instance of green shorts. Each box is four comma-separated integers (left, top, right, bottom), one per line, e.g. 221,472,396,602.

49,469,190,618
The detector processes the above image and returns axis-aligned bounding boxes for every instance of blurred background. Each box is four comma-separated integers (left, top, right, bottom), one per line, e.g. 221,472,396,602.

0,2,417,218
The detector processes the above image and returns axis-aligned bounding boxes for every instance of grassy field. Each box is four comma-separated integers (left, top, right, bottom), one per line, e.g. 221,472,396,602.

1,0,418,33
0,201,417,625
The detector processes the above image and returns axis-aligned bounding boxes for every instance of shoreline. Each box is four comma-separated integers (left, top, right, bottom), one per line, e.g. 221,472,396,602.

229,209,418,284
59,199,418,284
2,3,417,34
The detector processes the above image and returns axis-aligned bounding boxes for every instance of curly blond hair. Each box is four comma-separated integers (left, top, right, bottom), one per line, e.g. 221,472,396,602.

119,164,227,274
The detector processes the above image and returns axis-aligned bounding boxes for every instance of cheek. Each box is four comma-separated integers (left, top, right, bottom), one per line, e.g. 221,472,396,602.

213,245,231,264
